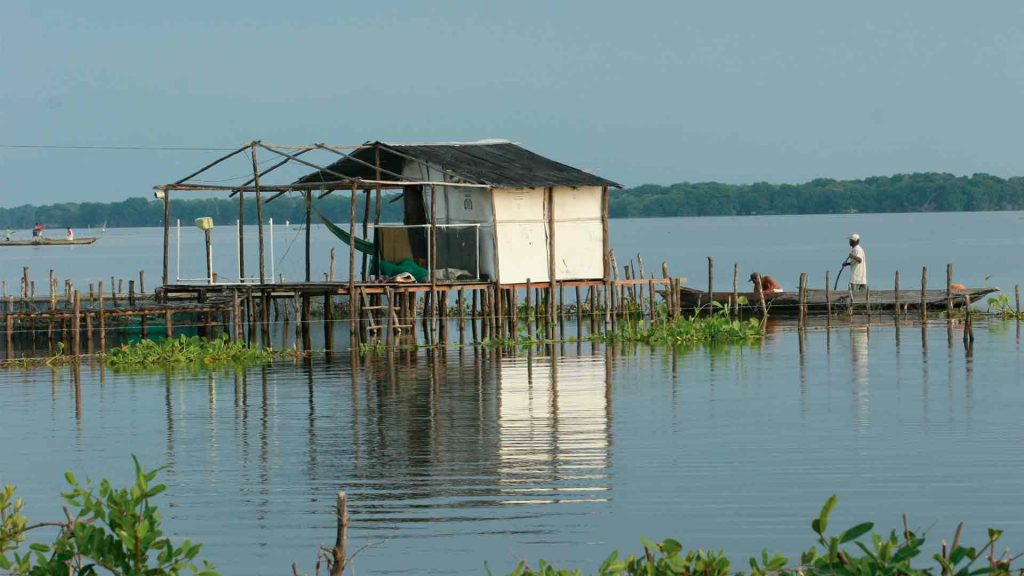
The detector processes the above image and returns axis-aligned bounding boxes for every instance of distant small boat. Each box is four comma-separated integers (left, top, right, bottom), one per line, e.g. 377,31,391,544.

0,237,100,247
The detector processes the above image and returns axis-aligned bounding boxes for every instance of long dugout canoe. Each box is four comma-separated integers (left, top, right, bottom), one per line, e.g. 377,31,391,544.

678,286,999,315
0,237,99,246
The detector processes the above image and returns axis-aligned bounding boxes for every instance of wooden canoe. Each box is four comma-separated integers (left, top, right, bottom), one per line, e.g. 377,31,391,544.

0,237,99,247
677,286,999,315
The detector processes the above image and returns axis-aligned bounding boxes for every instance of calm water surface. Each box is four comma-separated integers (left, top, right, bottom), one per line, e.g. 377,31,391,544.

2,319,1023,574
1,212,1024,574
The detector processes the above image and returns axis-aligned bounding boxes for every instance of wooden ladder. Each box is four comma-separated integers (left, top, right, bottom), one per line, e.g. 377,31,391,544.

361,288,412,346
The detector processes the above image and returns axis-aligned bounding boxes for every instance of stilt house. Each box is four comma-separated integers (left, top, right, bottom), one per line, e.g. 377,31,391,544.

294,140,622,285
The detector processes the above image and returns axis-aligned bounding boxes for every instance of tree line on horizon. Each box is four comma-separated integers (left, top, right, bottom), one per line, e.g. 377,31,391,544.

1,172,1023,229
609,172,1024,217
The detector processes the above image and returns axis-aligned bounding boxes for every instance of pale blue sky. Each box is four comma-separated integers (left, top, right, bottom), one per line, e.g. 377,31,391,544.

3,1,1024,203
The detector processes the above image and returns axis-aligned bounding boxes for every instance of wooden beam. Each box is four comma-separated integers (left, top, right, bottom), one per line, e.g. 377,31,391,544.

601,186,609,281
259,143,364,186
305,191,312,283
250,143,266,284
162,191,170,290
314,143,409,181
349,184,358,345
173,144,250,185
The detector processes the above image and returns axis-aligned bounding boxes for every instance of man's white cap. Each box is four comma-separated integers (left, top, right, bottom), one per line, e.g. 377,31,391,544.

849,233,860,241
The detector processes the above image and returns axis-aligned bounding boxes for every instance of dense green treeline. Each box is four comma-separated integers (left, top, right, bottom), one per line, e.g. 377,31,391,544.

609,172,1024,217
3,172,1024,229
0,194,406,230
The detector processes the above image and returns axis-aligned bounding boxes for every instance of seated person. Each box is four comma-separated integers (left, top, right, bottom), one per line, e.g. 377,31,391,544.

748,272,783,293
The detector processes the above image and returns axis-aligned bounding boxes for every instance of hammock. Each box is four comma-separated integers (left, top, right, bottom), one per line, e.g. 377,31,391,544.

315,208,430,282
315,208,375,255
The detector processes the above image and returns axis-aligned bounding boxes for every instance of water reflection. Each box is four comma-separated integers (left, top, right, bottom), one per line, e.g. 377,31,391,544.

850,325,870,430
3,318,1023,575
496,353,611,505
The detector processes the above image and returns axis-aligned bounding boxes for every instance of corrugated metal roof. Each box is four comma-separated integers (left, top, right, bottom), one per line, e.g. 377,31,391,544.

294,140,621,189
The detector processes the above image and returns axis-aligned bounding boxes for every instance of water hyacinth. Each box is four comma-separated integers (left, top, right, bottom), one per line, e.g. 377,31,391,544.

103,335,271,369
599,303,764,346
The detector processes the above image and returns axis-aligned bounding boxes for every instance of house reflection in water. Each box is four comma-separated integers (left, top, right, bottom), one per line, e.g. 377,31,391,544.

496,353,612,506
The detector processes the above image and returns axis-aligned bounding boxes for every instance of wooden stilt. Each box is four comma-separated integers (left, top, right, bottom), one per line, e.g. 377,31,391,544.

946,263,954,318
921,267,928,321
825,271,832,325
98,282,106,351
894,270,901,318
471,288,479,342
457,288,466,345
349,184,358,348
325,293,335,352
71,291,81,356
732,263,740,317
707,256,715,312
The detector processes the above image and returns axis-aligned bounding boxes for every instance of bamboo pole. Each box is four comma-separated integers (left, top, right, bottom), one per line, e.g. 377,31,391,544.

162,191,170,289
430,185,438,344
232,289,242,341
305,191,312,282
894,270,901,317
1016,284,1021,317
546,187,557,339
755,273,767,317
637,254,647,315
707,256,714,311
71,291,80,356
457,288,465,345
525,279,533,341
946,263,953,317
251,143,267,285
921,267,928,321
732,264,739,317
98,282,106,352
349,184,358,347
825,271,832,328
471,288,479,342
358,188,371,281
238,191,245,281
798,272,807,325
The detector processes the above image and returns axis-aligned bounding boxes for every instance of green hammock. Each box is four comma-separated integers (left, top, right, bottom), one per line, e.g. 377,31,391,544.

315,208,375,255
315,209,429,282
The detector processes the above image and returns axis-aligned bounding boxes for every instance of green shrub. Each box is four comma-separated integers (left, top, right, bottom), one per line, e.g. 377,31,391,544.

498,495,1017,576
0,457,217,575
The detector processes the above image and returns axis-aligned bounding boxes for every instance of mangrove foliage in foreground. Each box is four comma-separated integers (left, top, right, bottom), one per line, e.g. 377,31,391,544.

499,495,1018,576
0,457,218,576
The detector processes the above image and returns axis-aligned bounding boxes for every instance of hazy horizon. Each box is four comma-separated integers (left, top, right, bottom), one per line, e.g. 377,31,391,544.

4,1,1024,204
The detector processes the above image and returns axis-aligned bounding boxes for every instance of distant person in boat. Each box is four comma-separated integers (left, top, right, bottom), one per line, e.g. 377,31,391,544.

66,227,74,241
32,223,44,243
3,229,12,241
843,233,867,290
748,272,783,293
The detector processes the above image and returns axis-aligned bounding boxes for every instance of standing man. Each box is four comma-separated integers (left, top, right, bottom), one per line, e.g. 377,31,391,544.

843,233,867,290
